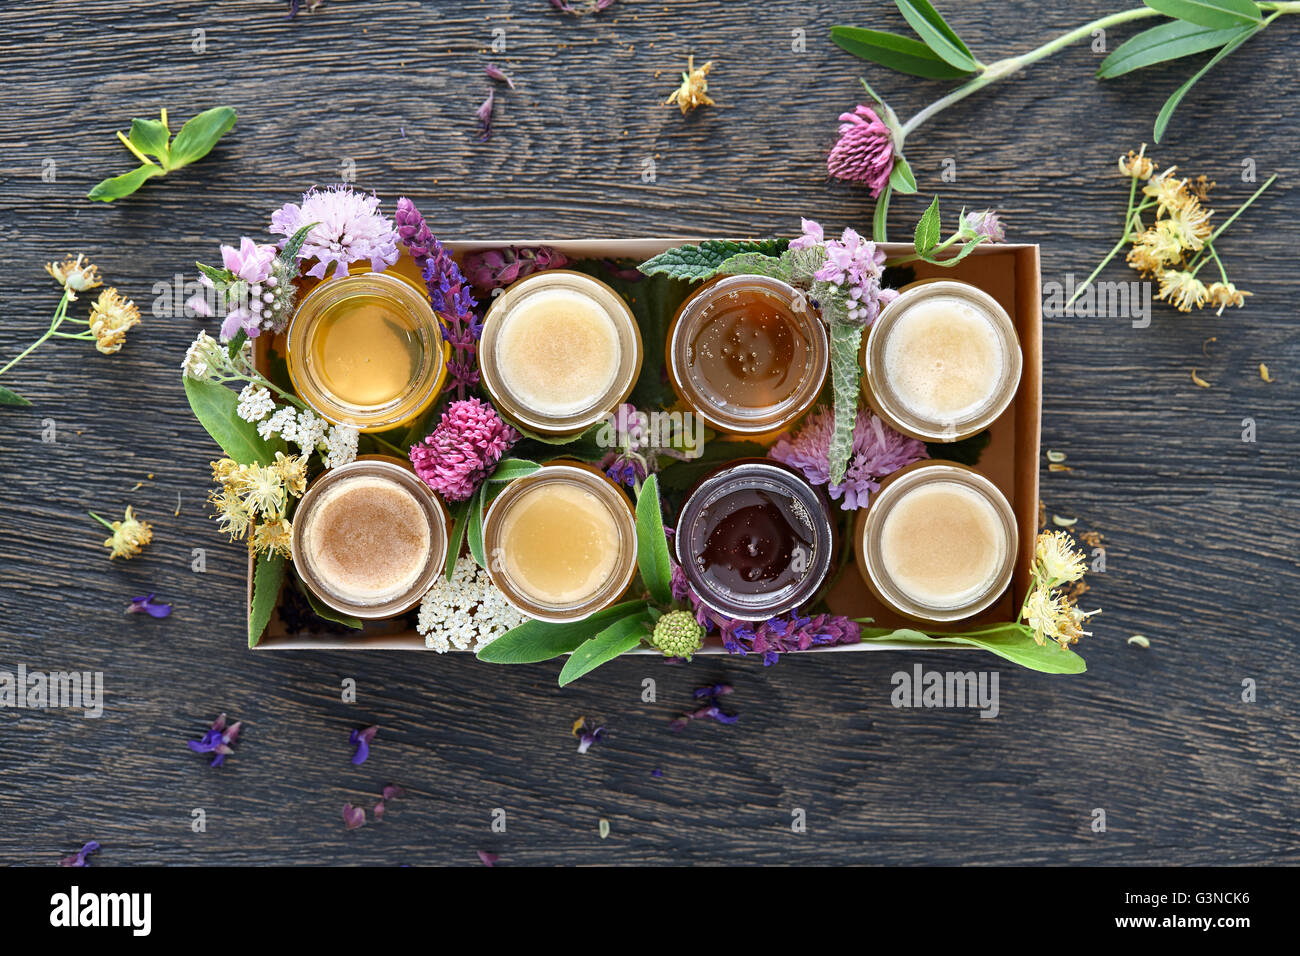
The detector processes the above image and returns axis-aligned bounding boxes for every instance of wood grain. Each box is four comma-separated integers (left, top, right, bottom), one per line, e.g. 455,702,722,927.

0,0,1297,866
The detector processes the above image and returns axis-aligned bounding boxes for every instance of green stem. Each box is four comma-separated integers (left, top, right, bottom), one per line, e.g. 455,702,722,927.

1067,195,1157,307
1186,173,1277,273
87,511,114,530
0,291,73,377
872,181,892,243
369,433,408,457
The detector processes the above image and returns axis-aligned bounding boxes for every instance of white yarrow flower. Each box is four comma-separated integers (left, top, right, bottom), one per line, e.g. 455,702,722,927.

416,556,527,653
260,406,296,442
293,408,328,454
235,384,276,423
323,424,360,469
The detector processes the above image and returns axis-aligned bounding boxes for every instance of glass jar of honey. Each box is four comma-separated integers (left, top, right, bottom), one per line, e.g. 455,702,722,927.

286,269,448,433
667,275,828,436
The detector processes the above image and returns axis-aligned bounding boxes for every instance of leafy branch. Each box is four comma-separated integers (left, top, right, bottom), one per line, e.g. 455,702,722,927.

88,106,237,202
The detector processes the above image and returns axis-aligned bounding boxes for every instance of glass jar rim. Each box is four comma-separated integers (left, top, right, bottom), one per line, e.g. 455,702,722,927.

286,270,446,433
668,274,828,435
482,463,638,623
863,280,1022,442
856,460,1017,623
674,459,834,622
478,270,643,436
291,458,449,620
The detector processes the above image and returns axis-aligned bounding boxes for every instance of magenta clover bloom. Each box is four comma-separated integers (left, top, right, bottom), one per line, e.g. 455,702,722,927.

827,104,896,197
409,398,518,502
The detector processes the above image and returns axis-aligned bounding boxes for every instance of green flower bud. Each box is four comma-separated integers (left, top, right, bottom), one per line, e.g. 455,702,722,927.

651,609,704,660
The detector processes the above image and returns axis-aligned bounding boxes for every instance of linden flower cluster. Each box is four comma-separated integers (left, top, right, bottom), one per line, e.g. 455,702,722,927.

416,555,527,653
1117,147,1252,315
1020,530,1100,648
208,453,309,558
94,506,153,561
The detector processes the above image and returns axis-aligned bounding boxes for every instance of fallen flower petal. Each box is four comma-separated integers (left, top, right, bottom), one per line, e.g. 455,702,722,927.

485,63,515,89
59,840,100,867
350,725,378,765
477,850,499,866
342,803,366,830
572,718,606,754
189,713,242,767
476,91,494,142
126,593,172,618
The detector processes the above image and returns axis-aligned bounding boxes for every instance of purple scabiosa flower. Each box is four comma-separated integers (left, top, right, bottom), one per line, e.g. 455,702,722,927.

477,850,499,866
350,725,378,765
394,196,436,263
485,63,515,89
460,245,570,293
342,803,366,830
189,713,242,767
476,91,494,142
963,209,1006,243
827,105,895,197
769,404,927,510
270,185,400,280
410,398,518,502
670,684,737,731
573,717,606,754
59,840,100,867
126,593,172,618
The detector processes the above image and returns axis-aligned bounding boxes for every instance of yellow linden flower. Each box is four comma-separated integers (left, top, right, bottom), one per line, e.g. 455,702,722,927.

1057,605,1099,647
272,452,309,497
100,506,153,560
1142,168,1191,215
88,288,141,355
1021,586,1066,647
209,487,252,541
1125,241,1167,277
251,517,293,558
236,462,285,518
1035,530,1087,585
1117,145,1155,180
211,458,243,488
1206,281,1250,316
665,55,715,114
45,254,102,299
1157,269,1209,312
1132,222,1185,267
1164,198,1213,252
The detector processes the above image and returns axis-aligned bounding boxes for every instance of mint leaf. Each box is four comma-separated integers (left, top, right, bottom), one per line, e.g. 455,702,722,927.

558,610,653,686
639,239,789,282
168,106,237,169
249,552,286,648
87,164,164,202
914,196,941,254
0,384,31,407
477,600,650,663
824,291,864,486
634,475,674,605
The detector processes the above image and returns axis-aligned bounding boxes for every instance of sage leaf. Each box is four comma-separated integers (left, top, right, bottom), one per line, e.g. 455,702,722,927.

894,0,980,72
167,106,238,168
558,610,653,686
249,552,286,648
467,482,488,568
1153,23,1261,142
87,164,165,202
0,384,32,407
444,497,471,581
1143,0,1261,30
1097,19,1252,77
914,196,942,255
638,239,789,282
183,376,281,465
889,155,918,194
826,301,864,485
634,474,674,605
858,622,1087,674
488,458,542,482
830,26,975,80
477,600,650,663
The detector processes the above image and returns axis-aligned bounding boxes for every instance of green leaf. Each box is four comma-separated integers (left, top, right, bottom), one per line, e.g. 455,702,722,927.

829,26,975,80
444,497,471,581
634,474,674,605
888,155,917,194
167,106,237,169
873,181,893,243
0,384,31,407
914,196,942,254
558,610,653,686
656,440,768,494
279,221,317,265
87,164,164,202
1143,0,1261,29
715,252,792,281
128,118,172,165
488,458,542,482
195,261,236,285
1153,23,1261,142
919,235,987,267
1097,19,1253,77
249,552,286,648
183,376,281,465
302,584,363,630
826,301,865,486
477,600,650,663
926,428,990,464
638,239,790,282
858,622,1087,674
894,0,980,72
467,482,488,568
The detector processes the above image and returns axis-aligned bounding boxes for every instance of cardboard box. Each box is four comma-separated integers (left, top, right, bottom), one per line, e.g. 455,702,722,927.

252,238,1041,651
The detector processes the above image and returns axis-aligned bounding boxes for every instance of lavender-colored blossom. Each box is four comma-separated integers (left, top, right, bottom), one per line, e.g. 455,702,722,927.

59,840,100,867
963,209,1006,243
188,712,242,767
394,196,436,263
485,63,515,89
476,91,494,142
373,784,405,822
670,684,737,731
769,404,927,510
350,725,378,765
270,185,400,280
460,245,570,292
126,593,172,618
788,218,825,251
420,234,481,398
574,718,606,754
477,850,499,866
813,226,897,326
827,104,895,197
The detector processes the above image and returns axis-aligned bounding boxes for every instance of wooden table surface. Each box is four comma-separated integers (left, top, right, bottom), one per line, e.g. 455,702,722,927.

1,0,1296,866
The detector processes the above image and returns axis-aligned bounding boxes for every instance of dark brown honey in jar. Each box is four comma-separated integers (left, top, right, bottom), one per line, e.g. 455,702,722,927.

668,275,828,435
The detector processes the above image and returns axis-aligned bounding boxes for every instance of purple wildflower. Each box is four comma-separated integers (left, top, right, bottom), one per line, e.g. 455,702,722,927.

769,404,927,510
827,105,895,197
270,185,400,280
670,684,737,731
573,718,606,754
126,593,172,618
788,218,825,251
394,196,436,263
477,850,499,866
476,91,494,142
342,803,366,830
485,63,515,89
421,235,480,399
350,725,378,765
409,398,518,501
59,840,100,867
460,245,570,293
813,225,898,326
963,209,1006,242
188,712,242,768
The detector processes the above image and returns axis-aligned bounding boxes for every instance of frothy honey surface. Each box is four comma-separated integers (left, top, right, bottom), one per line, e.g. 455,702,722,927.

304,475,431,605
878,481,1005,608
499,481,620,605
884,296,1002,424
496,288,620,416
